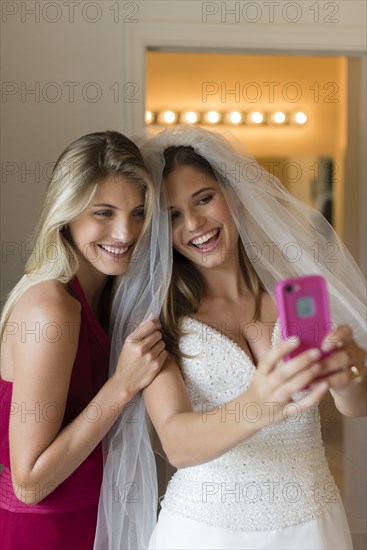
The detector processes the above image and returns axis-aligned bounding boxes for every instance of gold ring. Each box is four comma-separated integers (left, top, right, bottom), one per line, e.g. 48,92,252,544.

349,365,364,383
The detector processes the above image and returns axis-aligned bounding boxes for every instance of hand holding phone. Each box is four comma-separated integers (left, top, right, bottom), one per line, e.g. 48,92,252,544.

275,275,332,361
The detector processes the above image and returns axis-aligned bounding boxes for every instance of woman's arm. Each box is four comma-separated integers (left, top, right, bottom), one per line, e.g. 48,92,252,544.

144,340,329,469
330,376,367,417
319,325,367,417
7,284,165,504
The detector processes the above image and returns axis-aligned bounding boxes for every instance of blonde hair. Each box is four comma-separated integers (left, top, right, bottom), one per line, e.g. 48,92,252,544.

1,131,154,340
160,146,265,365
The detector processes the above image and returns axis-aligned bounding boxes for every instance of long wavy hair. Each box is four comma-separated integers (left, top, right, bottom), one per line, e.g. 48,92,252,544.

0,130,154,341
160,145,265,365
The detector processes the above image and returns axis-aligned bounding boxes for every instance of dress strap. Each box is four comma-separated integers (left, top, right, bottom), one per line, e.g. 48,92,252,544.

68,277,110,355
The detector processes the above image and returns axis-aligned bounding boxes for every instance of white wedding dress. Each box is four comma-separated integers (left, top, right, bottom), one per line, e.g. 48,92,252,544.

149,317,353,550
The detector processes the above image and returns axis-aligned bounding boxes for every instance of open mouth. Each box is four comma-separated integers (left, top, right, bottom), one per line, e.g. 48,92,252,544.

189,229,221,252
98,244,131,258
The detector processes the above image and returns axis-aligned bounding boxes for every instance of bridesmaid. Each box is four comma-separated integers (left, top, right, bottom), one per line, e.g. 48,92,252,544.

0,131,166,550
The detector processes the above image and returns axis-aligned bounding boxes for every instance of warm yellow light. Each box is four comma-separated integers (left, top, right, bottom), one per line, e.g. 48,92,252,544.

183,111,199,124
294,112,307,125
163,110,177,124
229,111,242,124
273,111,286,124
207,110,220,124
145,111,153,124
250,112,264,124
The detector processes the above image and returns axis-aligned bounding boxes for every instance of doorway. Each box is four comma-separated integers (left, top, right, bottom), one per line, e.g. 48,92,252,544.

145,51,346,229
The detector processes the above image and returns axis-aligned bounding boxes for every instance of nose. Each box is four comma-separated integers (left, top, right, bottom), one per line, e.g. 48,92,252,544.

110,216,136,244
184,209,205,232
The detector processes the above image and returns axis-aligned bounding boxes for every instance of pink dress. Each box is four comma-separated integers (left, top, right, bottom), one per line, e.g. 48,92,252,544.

0,277,110,550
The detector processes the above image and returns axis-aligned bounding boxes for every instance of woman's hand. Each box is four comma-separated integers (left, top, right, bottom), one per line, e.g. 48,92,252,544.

114,317,167,400
248,339,329,426
315,325,366,391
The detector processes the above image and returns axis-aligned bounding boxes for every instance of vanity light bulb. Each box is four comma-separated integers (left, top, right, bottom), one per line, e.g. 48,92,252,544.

229,111,242,124
184,112,199,124
250,112,264,124
294,112,307,125
273,111,286,124
163,111,176,124
207,111,220,124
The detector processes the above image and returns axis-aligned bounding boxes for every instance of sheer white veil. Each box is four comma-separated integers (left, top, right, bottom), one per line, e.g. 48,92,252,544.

93,159,172,549
95,124,366,548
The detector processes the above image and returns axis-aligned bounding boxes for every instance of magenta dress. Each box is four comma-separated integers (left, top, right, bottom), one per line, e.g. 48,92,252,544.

0,277,110,550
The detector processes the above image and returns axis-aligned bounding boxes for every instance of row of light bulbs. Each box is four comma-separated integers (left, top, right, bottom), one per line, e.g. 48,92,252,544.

145,110,308,126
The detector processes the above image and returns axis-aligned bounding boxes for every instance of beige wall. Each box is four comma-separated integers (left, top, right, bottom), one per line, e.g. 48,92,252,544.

1,5,127,302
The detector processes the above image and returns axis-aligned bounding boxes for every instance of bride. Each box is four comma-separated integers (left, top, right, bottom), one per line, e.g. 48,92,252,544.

141,126,366,550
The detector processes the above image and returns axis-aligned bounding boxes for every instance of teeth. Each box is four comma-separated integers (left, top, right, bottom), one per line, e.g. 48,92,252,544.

101,244,128,255
191,229,219,246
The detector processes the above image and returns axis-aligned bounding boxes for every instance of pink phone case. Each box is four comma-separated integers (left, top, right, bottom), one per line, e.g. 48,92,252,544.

275,275,332,360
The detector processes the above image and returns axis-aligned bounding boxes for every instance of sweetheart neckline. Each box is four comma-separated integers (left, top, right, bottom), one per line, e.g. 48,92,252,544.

182,316,279,369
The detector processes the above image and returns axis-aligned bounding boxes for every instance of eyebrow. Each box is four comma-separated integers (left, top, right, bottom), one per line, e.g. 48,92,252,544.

92,203,145,209
169,187,215,209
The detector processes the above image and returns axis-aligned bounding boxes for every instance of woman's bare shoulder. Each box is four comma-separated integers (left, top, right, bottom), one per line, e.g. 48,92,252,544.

10,279,81,324
1,280,81,381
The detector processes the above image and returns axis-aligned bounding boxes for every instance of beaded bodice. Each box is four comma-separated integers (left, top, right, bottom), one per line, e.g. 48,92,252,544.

161,317,339,531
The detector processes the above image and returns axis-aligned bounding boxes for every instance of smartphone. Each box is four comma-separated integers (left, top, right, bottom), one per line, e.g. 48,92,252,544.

275,275,332,361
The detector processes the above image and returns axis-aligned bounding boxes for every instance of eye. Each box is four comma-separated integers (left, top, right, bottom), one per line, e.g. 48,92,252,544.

95,210,113,217
170,211,179,222
197,194,214,205
133,208,145,219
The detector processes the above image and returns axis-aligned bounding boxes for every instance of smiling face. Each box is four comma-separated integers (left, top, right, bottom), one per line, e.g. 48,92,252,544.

165,165,239,271
68,174,145,281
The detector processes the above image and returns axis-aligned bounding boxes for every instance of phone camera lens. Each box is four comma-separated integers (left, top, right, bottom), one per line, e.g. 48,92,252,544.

285,285,293,293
